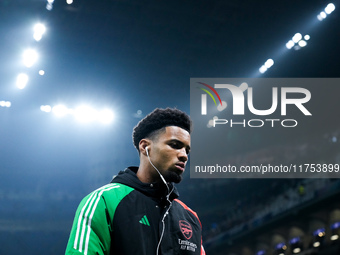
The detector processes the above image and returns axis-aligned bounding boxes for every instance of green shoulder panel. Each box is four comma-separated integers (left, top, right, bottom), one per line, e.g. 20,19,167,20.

65,183,134,255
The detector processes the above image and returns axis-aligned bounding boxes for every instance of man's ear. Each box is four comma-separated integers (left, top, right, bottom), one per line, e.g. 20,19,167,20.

139,139,150,156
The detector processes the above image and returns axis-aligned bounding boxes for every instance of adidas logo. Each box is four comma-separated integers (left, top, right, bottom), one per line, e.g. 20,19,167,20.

139,215,150,226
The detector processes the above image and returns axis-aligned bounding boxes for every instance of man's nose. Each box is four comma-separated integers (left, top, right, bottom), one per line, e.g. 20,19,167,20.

178,148,188,162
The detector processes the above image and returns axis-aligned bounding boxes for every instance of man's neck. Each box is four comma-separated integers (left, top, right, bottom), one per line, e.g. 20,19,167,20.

136,163,161,184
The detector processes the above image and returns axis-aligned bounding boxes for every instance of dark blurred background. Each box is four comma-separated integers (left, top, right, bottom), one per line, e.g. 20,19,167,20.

1,0,340,254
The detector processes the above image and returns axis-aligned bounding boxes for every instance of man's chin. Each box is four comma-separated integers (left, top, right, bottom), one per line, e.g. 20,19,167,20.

165,171,182,183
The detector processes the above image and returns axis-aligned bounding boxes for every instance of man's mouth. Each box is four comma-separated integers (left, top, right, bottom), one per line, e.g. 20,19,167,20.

175,162,185,172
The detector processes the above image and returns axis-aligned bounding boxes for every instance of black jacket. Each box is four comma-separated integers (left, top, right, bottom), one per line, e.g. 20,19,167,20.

65,167,205,255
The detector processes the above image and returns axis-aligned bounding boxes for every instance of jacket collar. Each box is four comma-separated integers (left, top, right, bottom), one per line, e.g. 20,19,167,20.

111,166,179,201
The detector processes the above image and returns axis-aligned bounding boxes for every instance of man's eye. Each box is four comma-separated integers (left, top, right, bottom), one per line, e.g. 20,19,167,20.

170,142,181,149
170,143,179,148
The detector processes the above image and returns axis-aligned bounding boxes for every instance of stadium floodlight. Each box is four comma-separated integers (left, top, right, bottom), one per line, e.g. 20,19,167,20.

259,58,274,74
0,101,11,108
23,49,38,67
286,40,295,49
265,59,274,68
292,33,302,43
98,109,114,124
16,73,29,89
259,65,267,74
325,3,335,14
320,11,327,19
74,105,97,123
46,0,53,11
46,3,53,10
34,33,42,41
298,40,307,47
66,0,73,4
34,23,46,34
40,105,52,113
52,104,68,117
304,35,310,41
33,23,46,41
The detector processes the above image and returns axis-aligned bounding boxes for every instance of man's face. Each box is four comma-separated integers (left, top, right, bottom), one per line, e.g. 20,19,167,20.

149,126,190,183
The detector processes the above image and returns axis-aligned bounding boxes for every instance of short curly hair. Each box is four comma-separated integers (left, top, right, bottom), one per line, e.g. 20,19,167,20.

132,108,191,152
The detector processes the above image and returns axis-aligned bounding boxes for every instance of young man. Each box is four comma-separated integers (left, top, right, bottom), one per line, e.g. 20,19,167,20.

65,108,205,255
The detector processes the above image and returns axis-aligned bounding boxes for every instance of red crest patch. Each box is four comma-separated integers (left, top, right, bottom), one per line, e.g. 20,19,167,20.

179,220,193,240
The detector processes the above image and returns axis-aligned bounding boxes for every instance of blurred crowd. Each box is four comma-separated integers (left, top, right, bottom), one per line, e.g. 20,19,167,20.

203,128,340,242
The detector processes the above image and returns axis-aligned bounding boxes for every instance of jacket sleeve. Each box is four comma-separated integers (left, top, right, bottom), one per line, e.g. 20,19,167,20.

65,183,134,255
65,186,114,255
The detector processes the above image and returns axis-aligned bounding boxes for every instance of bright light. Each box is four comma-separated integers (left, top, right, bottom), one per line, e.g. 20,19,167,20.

259,65,267,74
318,231,325,237
74,105,97,123
0,101,11,108
98,109,114,124
33,23,46,41
265,59,274,68
46,0,54,10
34,23,46,34
320,11,327,19
331,234,339,241
286,40,295,49
33,33,42,41
52,104,69,117
66,0,73,4
46,3,53,11
298,40,307,47
325,3,336,14
292,248,301,254
39,70,45,76
23,49,38,67
292,33,302,43
49,104,115,124
313,241,320,247
40,105,52,113
16,73,29,89
304,35,310,40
